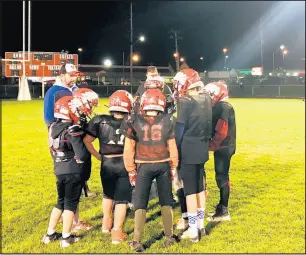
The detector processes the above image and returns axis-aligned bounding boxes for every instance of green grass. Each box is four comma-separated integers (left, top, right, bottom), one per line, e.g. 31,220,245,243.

2,98,305,253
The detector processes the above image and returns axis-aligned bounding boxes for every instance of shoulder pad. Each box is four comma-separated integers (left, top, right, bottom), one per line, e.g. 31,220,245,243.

91,114,111,125
68,125,84,137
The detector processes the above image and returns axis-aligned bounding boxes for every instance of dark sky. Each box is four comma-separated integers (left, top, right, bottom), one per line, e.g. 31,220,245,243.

1,1,305,71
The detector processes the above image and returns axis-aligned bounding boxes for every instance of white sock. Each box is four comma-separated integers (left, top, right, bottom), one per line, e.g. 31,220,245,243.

47,228,55,235
197,208,205,229
62,232,71,239
188,212,198,231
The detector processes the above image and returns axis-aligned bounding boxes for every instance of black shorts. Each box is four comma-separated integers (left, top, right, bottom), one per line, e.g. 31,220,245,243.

133,162,173,210
101,156,132,204
180,163,205,196
55,173,84,213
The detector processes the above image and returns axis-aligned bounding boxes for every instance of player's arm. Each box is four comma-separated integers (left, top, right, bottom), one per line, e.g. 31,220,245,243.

174,97,189,148
209,105,229,151
83,135,101,161
83,116,101,161
123,137,136,173
167,139,179,169
167,116,179,169
121,117,138,186
67,128,90,162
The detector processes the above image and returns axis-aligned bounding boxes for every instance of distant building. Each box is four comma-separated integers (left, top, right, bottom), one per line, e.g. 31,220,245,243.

78,64,175,86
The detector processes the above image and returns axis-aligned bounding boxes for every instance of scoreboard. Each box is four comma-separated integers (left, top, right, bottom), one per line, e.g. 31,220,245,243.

3,52,79,78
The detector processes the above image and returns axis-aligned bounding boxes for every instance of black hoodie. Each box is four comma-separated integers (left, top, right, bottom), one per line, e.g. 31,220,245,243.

49,121,90,176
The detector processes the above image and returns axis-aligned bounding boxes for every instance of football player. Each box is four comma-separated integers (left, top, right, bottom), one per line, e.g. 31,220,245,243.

134,66,175,115
42,89,98,248
203,81,236,222
173,68,212,242
83,90,134,245
122,89,179,252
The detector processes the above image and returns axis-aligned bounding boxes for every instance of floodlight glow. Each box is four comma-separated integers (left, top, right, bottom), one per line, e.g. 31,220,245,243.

104,59,112,67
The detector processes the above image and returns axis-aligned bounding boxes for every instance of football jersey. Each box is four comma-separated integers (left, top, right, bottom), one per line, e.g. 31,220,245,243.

86,114,125,155
176,94,212,164
212,101,236,154
121,114,176,162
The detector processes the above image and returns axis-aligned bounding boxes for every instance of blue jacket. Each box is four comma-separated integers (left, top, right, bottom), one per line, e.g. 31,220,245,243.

43,84,71,126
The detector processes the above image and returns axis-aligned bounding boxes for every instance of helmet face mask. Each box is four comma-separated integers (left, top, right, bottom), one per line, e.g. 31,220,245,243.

144,75,165,90
203,82,228,105
173,68,204,96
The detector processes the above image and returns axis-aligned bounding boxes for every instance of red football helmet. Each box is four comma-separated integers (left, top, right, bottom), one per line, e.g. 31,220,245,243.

109,90,133,113
144,75,165,90
140,89,166,113
173,68,204,96
203,81,228,105
72,88,99,116
54,96,80,124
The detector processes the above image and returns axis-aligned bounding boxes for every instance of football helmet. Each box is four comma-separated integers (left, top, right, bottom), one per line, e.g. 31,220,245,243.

109,90,133,113
72,88,99,116
173,68,204,96
144,75,165,90
203,81,228,105
54,96,81,124
140,89,166,113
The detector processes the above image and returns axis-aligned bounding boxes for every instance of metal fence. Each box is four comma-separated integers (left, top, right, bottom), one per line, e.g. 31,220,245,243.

0,84,305,99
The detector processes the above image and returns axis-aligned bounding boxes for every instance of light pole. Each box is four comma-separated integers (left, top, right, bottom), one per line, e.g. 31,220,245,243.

200,56,204,71
78,48,83,64
282,49,288,62
273,45,287,72
223,48,228,69
41,62,45,98
225,55,229,69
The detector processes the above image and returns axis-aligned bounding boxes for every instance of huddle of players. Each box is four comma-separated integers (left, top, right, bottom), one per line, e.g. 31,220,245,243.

42,65,236,251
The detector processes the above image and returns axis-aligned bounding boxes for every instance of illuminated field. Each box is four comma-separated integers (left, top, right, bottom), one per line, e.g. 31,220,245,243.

2,98,305,253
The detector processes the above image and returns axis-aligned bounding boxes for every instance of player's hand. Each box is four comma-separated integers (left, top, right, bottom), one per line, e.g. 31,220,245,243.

129,170,137,186
68,125,84,136
170,168,177,181
95,154,102,161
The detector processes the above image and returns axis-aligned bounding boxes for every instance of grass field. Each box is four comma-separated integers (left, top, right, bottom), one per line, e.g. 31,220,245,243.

2,98,305,253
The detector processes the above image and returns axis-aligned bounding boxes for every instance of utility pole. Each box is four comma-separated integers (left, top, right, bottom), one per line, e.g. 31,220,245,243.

130,2,133,85
169,30,182,72
259,2,264,69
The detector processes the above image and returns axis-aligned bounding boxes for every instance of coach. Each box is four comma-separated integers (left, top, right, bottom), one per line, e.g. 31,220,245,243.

43,64,79,129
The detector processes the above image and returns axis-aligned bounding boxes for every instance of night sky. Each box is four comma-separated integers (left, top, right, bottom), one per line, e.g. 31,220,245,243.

1,1,305,71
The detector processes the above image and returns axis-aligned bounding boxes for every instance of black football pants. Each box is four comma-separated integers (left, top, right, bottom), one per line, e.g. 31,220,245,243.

133,162,173,210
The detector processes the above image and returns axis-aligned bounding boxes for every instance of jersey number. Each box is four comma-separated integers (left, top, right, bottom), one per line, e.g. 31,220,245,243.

143,124,162,142
108,129,124,145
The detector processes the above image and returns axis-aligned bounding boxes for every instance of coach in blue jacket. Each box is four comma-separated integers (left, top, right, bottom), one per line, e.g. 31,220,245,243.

44,64,79,129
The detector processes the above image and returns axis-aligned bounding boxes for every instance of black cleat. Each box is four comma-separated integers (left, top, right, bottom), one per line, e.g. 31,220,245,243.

207,204,230,222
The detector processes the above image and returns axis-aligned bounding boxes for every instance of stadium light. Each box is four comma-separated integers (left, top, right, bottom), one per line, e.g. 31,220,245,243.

103,59,112,67
139,35,146,42
132,53,140,63
280,45,285,50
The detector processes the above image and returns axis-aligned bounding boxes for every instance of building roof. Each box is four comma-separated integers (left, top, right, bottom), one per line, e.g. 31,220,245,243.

78,64,175,76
